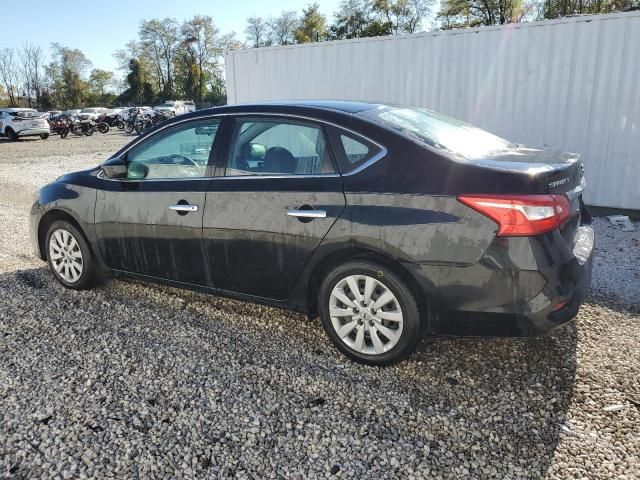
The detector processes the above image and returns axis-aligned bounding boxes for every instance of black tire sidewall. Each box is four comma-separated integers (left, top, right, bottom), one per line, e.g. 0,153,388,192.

45,220,96,290
318,261,422,366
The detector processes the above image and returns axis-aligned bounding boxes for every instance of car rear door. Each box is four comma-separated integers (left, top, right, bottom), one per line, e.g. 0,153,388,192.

94,117,223,285
203,115,346,300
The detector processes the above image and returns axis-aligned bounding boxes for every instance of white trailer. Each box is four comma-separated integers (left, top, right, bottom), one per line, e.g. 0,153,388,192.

226,12,640,210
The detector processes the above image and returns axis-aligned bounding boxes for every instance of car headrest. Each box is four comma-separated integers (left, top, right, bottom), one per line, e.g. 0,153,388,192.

263,147,296,174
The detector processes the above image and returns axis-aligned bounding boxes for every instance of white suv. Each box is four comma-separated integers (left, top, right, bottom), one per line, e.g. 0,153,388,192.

77,107,108,122
0,108,50,141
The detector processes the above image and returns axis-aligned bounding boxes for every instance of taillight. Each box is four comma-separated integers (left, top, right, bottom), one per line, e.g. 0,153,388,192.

458,194,571,236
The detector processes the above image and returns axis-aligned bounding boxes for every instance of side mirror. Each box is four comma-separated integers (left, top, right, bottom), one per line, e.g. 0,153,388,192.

101,157,127,179
127,161,149,180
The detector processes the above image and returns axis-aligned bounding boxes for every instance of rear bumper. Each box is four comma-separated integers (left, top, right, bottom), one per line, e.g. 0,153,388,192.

411,225,595,337
18,127,50,137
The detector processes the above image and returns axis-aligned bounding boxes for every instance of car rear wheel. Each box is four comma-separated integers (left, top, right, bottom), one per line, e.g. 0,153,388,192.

40,133,49,140
318,261,422,365
45,220,100,290
6,128,18,141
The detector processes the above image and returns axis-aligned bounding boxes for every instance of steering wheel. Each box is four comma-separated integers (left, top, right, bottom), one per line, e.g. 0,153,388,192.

167,153,198,167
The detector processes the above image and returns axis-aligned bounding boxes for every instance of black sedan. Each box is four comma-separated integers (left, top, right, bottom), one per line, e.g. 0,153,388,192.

30,101,594,365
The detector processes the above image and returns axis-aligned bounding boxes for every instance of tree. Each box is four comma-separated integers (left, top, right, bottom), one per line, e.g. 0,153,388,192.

139,18,179,97
268,11,299,45
0,48,19,107
48,43,92,108
245,16,270,47
18,43,44,108
438,0,532,27
89,68,115,103
294,3,328,43
373,0,432,34
179,15,222,102
123,59,145,104
330,0,375,39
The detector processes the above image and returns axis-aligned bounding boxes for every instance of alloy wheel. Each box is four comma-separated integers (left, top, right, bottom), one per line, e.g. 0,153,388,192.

329,274,404,355
48,229,84,283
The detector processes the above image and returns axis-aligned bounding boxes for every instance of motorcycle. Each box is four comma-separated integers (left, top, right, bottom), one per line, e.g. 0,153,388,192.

71,120,94,136
134,110,173,135
93,114,111,134
48,115,72,138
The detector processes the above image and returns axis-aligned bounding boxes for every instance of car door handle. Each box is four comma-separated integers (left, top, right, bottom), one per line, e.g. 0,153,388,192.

169,204,198,212
286,209,326,219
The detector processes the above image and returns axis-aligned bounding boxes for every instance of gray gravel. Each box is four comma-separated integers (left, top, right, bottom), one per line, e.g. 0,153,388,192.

0,133,638,479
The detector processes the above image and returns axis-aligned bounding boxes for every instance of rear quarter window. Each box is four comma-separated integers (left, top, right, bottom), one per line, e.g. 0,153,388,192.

329,128,383,174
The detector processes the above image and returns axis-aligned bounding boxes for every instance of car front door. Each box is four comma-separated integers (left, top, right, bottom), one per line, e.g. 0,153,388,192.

94,118,223,285
203,115,346,300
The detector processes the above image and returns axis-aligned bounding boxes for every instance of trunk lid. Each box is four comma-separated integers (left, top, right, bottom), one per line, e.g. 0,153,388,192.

472,146,586,243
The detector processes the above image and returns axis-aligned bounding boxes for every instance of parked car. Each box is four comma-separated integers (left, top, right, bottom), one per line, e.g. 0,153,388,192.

29,101,594,365
184,100,196,113
77,107,108,122
0,108,50,141
154,100,186,116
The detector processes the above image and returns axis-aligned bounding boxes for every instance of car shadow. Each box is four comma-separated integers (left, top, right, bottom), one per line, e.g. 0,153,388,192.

3,266,577,478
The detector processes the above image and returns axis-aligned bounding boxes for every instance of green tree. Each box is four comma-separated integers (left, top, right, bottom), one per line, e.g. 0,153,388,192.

373,0,432,34
89,68,114,102
178,15,222,101
294,3,328,43
123,59,144,104
48,43,92,108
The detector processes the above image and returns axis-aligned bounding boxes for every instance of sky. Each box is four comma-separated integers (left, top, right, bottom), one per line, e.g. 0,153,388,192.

0,0,343,72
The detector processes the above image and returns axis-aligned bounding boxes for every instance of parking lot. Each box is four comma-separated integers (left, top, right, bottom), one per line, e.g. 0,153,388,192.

0,132,638,478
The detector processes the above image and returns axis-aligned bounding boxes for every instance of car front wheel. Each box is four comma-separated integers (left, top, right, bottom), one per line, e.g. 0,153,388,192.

45,220,100,290
318,261,422,365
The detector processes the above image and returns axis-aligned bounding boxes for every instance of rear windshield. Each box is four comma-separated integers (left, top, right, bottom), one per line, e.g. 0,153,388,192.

9,110,39,118
359,106,513,159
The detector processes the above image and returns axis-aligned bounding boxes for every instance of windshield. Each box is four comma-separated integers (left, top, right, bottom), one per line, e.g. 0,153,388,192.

163,101,176,107
360,106,513,159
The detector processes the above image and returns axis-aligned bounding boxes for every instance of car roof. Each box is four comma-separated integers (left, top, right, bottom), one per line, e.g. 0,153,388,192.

233,100,382,114
1,108,37,112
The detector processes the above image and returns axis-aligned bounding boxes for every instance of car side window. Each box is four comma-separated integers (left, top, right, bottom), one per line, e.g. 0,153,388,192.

330,129,383,174
340,135,370,165
225,118,335,176
125,120,220,180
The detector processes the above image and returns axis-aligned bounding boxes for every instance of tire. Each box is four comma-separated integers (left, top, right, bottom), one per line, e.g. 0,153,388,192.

6,128,18,141
124,122,134,134
97,123,109,134
40,133,49,140
318,261,422,366
116,120,124,130
60,128,69,139
83,125,94,136
45,220,101,290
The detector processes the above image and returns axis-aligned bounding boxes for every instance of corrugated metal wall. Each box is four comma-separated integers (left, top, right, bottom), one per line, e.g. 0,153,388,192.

226,12,640,210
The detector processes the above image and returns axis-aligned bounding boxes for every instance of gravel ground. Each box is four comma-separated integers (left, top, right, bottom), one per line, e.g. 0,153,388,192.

0,133,638,479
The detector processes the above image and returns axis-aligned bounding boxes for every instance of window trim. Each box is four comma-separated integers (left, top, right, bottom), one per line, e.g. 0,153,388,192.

217,115,339,179
326,126,386,175
106,118,224,182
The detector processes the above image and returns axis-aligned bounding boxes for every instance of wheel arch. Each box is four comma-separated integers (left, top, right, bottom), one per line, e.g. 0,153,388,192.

37,209,89,260
306,247,431,329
